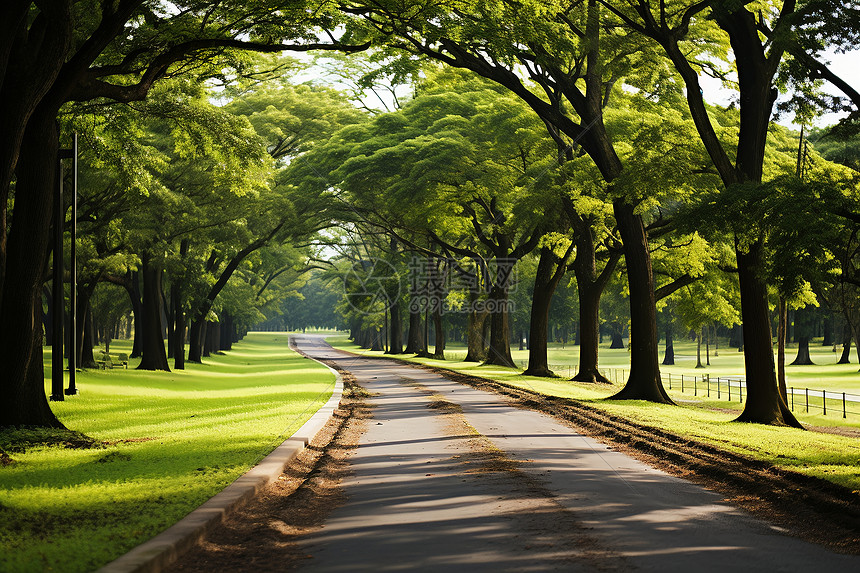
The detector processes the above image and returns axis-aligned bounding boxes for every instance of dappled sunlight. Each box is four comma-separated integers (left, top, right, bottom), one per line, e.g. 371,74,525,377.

4,333,336,573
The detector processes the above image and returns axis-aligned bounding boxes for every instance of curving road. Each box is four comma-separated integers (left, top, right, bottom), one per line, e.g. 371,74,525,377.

293,335,858,572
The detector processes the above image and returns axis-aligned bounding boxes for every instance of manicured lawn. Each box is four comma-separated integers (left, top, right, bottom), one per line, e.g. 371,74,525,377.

0,332,334,573
328,335,860,492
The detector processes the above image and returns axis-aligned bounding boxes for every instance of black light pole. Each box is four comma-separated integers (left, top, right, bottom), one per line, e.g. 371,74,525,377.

66,132,78,395
51,145,69,402
51,133,78,400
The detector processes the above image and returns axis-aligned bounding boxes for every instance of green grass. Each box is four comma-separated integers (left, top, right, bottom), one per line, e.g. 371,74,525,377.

328,335,860,492
0,332,335,573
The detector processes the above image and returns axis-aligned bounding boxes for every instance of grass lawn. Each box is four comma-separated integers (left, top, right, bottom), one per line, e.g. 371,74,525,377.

0,331,334,573
327,335,860,493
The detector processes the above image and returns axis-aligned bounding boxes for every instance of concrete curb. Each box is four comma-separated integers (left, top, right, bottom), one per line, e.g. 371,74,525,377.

96,353,343,573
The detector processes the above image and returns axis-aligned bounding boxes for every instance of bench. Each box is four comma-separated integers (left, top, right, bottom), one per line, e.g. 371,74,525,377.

97,353,129,369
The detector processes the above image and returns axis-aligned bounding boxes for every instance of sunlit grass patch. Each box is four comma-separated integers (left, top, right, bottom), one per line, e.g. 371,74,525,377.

1,332,334,573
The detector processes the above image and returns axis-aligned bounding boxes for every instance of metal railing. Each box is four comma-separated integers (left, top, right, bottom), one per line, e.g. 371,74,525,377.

432,352,860,421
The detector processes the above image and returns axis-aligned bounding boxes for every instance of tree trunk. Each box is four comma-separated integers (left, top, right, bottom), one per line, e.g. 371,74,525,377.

137,253,169,371
386,297,403,354
790,307,815,365
464,295,488,362
79,299,97,369
405,293,424,354
567,218,616,383
777,297,787,401
0,107,63,427
705,325,710,366
187,317,204,363
205,320,220,355
126,270,143,358
662,327,675,365
370,328,384,351
44,285,54,346
172,249,186,370
432,303,445,359
525,246,571,377
695,327,704,368
609,326,625,349
76,281,98,369
609,201,672,403
790,336,814,365
838,327,851,364
734,244,801,427
484,284,515,367
220,312,233,351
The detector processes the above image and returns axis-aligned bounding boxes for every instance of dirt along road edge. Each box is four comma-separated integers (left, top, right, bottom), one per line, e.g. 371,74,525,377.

173,335,860,572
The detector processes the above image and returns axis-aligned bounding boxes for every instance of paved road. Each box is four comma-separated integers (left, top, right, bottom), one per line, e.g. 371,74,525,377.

294,336,858,572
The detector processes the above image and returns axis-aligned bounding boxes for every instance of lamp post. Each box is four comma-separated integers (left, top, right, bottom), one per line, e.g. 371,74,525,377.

66,132,78,396
50,133,77,401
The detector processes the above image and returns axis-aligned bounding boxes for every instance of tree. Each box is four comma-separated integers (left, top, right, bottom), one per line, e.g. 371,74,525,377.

0,0,366,427
346,0,721,402
600,0,846,426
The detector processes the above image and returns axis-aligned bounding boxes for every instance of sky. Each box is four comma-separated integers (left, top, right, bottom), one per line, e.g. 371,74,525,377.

700,48,860,129
300,47,860,130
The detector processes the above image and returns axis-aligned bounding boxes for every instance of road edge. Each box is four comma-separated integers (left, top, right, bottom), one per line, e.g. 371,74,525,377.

96,337,343,573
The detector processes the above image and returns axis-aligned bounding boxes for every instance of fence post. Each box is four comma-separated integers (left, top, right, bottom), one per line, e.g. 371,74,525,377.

706,374,710,397
805,388,809,413
668,373,672,389
728,379,731,401
823,390,827,416
843,393,847,419
739,381,743,402
717,378,721,400
694,375,697,397
790,387,794,411
681,374,684,393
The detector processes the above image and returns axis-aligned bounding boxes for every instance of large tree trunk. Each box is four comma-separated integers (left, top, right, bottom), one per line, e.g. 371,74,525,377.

137,253,169,371
525,245,572,378
734,244,800,426
0,4,73,301
609,201,672,403
0,106,63,427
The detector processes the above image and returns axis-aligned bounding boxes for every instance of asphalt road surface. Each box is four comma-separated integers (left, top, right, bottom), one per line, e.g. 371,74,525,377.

293,335,858,572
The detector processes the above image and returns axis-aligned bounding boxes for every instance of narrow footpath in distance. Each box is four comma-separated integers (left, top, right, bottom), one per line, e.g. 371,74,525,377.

291,336,858,572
